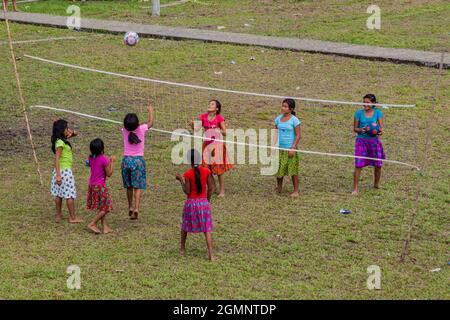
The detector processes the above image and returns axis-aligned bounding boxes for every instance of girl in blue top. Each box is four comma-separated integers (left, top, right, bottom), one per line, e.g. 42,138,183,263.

274,99,301,197
352,94,385,195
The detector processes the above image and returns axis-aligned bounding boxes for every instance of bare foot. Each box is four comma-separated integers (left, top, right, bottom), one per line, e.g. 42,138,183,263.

69,218,83,223
351,190,359,195
290,192,299,198
209,255,218,261
87,224,101,234
128,208,134,217
374,185,380,189
180,248,186,256
102,226,113,234
130,211,139,220
217,193,225,198
55,214,63,222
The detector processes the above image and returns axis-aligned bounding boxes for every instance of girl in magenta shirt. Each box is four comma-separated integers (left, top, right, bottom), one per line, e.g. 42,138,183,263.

196,99,233,197
86,138,116,234
121,105,154,220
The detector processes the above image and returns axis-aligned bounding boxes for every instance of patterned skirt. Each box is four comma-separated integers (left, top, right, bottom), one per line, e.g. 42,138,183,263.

121,156,147,189
87,185,113,213
277,150,299,177
202,141,233,175
181,198,213,233
51,168,77,199
354,137,386,168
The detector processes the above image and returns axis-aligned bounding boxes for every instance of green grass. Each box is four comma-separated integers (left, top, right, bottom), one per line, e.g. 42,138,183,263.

0,22,449,299
10,0,450,51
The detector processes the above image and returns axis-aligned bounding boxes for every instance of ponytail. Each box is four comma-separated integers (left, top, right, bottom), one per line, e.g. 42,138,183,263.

193,166,202,195
124,113,141,145
189,148,202,194
128,132,142,145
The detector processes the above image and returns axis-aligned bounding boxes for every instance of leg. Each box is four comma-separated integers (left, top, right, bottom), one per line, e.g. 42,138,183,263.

374,167,382,189
352,168,362,194
101,215,112,234
180,230,187,256
205,233,217,261
131,188,142,219
55,197,63,222
217,174,225,197
88,210,106,234
13,0,17,11
67,198,82,223
276,177,283,193
127,187,134,215
290,175,299,197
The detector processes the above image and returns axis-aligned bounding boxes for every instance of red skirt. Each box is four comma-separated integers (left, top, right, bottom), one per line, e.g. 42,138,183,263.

87,185,113,213
202,141,233,175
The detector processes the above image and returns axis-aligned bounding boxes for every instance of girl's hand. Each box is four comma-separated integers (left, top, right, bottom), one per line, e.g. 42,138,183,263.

147,104,154,113
175,174,184,182
288,150,295,158
56,175,62,185
378,130,383,136
110,155,116,162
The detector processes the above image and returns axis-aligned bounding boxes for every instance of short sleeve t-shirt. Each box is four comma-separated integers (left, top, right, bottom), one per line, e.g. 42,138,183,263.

55,139,73,170
122,123,149,156
354,108,383,139
274,115,301,149
88,154,110,186
199,113,225,146
199,113,224,130
183,166,211,199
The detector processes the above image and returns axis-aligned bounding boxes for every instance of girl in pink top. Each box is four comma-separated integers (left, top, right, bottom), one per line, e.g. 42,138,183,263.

193,100,233,197
86,138,116,234
121,105,154,220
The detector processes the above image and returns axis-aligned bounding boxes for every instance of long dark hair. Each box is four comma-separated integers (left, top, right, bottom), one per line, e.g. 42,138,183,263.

124,113,141,144
189,149,202,195
363,94,377,108
51,119,71,154
210,99,222,115
283,98,296,116
89,138,104,158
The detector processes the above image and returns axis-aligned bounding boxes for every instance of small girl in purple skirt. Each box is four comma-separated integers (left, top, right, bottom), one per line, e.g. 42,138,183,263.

176,149,217,261
352,94,385,195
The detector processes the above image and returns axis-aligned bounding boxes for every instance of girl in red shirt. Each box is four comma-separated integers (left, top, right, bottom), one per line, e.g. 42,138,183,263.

176,149,217,261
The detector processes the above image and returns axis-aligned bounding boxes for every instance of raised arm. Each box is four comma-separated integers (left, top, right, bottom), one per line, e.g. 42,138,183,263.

105,156,116,177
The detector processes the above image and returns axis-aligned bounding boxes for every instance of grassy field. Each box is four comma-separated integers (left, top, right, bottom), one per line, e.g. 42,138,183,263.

10,0,450,51
0,21,449,299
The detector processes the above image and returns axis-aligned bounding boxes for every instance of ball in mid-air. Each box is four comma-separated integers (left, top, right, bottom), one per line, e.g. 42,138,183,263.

124,31,139,46
365,122,380,136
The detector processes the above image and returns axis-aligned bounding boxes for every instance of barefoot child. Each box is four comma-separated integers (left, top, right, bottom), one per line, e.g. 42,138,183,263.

195,99,232,197
352,94,385,194
176,149,217,261
50,119,82,223
121,105,154,219
274,99,301,197
86,138,115,234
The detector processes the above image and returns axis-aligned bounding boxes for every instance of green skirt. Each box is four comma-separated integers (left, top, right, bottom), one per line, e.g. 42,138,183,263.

277,150,299,177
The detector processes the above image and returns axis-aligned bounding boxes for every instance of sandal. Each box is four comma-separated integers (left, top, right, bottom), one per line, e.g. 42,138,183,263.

128,208,134,217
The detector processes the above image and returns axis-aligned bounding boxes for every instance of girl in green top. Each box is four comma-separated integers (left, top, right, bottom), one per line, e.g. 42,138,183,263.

50,119,82,223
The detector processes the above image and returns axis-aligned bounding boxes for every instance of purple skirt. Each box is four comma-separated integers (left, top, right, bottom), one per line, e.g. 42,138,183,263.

181,198,213,233
354,137,386,168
